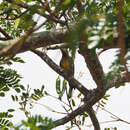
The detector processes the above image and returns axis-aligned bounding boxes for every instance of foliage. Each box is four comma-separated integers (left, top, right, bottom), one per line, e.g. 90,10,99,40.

0,66,24,95
15,115,55,130
0,62,25,128
0,110,14,129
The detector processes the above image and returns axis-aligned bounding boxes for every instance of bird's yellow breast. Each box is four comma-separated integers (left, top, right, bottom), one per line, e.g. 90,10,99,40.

62,60,70,71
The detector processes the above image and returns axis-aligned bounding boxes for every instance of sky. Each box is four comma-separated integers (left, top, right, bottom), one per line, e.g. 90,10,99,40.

1,49,129,130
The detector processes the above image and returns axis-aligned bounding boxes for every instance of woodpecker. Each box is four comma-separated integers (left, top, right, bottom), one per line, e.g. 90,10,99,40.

60,48,75,91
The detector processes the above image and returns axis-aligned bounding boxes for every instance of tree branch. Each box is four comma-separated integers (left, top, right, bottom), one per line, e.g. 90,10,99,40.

86,107,100,130
79,42,105,90
54,103,87,127
31,49,90,96
54,104,100,128
54,102,102,130
0,29,128,58
117,0,129,80
0,37,12,41
0,27,13,40
0,31,67,57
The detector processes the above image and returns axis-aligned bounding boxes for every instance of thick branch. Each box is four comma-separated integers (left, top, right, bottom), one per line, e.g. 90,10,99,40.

117,0,129,80
86,107,100,130
0,29,128,58
31,49,90,96
0,31,67,57
54,104,101,130
79,43,105,89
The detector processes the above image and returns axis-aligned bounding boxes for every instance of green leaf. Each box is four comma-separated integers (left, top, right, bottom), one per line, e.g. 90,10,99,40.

101,100,106,104
15,88,21,93
15,95,18,101
19,85,25,90
103,96,108,100
25,111,29,116
82,115,85,125
31,94,40,101
11,95,15,101
115,83,125,88
68,88,73,98
4,119,9,125
19,108,24,111
2,87,10,91
41,85,45,92
12,57,25,63
77,93,82,98
8,109,15,112
8,114,13,118
0,92,5,97
11,95,18,101
72,99,75,106
44,91,48,95
105,94,110,97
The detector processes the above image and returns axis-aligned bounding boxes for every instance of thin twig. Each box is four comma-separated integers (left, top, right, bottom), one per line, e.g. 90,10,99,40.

33,101,67,114
86,119,119,127
46,93,70,107
74,120,82,130
100,107,130,124
0,37,12,41
0,27,13,40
